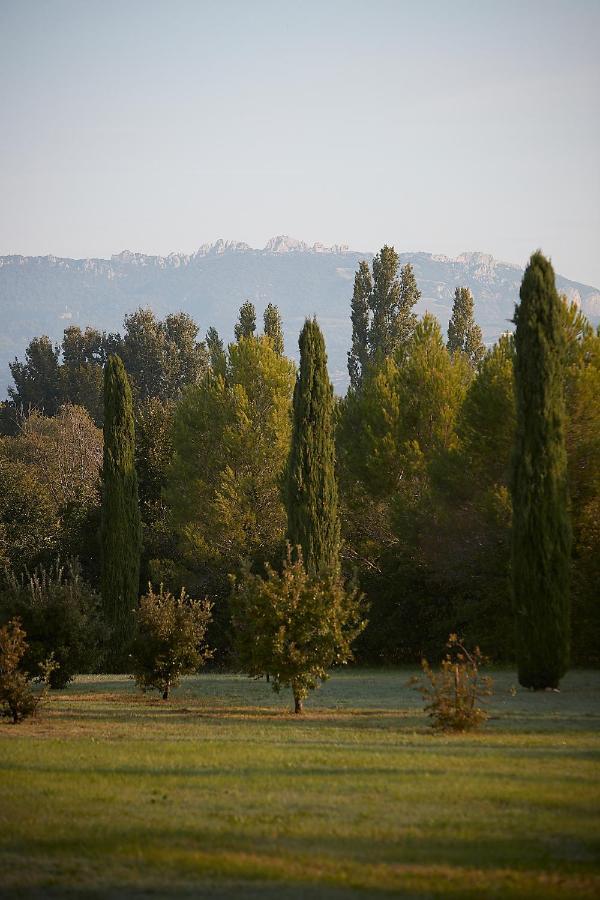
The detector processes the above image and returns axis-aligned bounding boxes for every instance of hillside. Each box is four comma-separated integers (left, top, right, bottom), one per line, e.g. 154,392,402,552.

2,237,599,393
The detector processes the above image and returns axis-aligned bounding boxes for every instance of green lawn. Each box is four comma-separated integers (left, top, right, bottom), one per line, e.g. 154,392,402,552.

1,669,599,898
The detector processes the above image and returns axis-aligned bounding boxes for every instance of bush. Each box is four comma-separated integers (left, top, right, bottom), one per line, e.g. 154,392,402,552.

0,560,104,689
131,584,213,699
411,634,492,732
0,618,57,723
231,545,368,713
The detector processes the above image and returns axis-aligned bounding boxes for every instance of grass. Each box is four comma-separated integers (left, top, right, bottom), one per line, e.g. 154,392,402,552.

1,669,599,898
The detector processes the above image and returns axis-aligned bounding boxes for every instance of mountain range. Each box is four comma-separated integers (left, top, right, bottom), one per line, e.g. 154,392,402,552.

2,236,599,393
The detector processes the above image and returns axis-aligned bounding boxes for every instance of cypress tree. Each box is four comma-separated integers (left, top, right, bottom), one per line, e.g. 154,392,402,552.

101,354,142,666
263,303,285,355
285,318,340,576
511,251,571,689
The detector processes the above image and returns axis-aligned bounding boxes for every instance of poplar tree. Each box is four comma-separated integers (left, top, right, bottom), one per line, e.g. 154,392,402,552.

285,318,340,576
447,287,485,367
206,326,226,376
511,252,571,690
348,261,372,389
263,303,285,355
234,301,257,341
101,354,141,666
347,249,419,387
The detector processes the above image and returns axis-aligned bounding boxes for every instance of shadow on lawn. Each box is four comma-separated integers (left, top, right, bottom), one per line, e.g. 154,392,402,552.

5,822,600,876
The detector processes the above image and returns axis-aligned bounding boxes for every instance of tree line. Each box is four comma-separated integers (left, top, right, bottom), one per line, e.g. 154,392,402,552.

0,248,598,702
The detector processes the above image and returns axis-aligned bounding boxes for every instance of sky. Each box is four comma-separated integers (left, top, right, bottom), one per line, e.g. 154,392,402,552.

1,0,599,286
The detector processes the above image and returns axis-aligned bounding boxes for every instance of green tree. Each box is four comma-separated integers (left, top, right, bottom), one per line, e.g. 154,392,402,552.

347,249,419,386
206,326,227,377
447,287,485,367
121,309,207,403
348,260,372,388
0,454,59,573
131,584,212,699
285,319,340,576
263,303,285,355
0,561,104,689
231,546,366,713
166,335,295,657
234,301,257,341
511,252,571,689
101,355,142,666
8,336,62,416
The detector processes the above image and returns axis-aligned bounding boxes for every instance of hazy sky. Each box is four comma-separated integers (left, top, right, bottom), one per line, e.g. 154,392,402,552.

1,0,599,285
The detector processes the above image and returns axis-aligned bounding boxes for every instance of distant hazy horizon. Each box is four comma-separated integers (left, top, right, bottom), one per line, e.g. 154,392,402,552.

1,0,599,287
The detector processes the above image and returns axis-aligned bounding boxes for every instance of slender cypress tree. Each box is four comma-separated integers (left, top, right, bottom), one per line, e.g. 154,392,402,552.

101,354,141,666
511,252,571,689
285,319,340,576
263,303,285,355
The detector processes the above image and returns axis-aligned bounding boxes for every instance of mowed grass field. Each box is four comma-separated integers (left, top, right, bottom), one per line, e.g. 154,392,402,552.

1,670,599,899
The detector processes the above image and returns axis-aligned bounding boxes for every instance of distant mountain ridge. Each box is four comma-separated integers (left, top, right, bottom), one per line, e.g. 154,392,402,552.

2,236,599,393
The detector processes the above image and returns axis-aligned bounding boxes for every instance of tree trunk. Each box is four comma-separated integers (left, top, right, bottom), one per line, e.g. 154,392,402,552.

293,691,303,715
162,683,170,701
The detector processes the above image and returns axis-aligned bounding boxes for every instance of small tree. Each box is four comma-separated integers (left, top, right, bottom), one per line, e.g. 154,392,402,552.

0,619,57,723
0,560,104,689
412,634,492,732
131,585,212,699
231,546,367,714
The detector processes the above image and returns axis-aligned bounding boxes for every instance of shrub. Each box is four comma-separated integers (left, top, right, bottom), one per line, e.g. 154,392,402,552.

231,545,368,713
412,634,492,732
0,618,57,723
131,584,212,699
0,560,104,689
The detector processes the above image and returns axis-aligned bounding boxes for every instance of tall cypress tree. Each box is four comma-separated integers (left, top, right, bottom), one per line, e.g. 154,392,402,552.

285,319,340,576
511,251,571,689
101,354,142,666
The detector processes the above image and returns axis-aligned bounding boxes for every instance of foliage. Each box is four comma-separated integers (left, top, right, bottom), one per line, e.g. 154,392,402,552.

8,336,62,417
0,560,104,689
0,451,60,573
447,287,485,367
0,618,57,723
347,248,419,387
131,584,212,699
121,309,208,403
206,326,227,376
168,334,295,568
411,634,492,732
511,252,571,689
231,546,367,713
263,303,285,355
234,301,257,341
285,318,340,577
101,355,142,667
